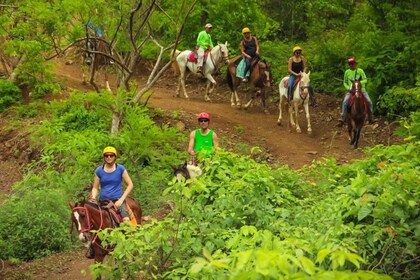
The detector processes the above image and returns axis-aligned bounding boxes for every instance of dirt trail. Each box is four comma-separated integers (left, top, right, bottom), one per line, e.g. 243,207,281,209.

0,59,402,279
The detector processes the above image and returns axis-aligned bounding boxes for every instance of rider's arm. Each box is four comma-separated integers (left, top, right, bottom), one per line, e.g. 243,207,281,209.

212,131,220,152
343,70,352,91
288,57,296,75
91,174,100,201
188,130,196,155
208,34,214,48
359,68,368,88
302,56,307,73
240,40,249,58
120,170,134,201
254,37,260,55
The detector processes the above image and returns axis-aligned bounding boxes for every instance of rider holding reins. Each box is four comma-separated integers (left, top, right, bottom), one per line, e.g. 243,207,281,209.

196,24,214,75
240,27,260,82
338,57,374,126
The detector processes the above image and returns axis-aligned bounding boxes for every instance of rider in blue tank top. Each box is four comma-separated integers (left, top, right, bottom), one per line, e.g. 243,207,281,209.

95,164,125,200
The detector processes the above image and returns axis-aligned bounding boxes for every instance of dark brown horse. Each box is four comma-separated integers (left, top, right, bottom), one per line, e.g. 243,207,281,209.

69,197,142,275
82,38,114,92
226,55,272,114
347,79,367,149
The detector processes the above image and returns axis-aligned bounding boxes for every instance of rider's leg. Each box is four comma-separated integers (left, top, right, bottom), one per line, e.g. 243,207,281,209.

362,91,374,123
338,92,350,126
288,75,296,101
196,47,205,73
243,58,250,82
118,201,130,222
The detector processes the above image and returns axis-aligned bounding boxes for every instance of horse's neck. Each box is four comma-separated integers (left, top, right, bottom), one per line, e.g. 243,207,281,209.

210,46,222,65
87,205,111,230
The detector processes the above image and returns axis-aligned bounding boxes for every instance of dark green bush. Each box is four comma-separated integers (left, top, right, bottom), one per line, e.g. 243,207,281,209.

0,79,21,112
377,86,420,117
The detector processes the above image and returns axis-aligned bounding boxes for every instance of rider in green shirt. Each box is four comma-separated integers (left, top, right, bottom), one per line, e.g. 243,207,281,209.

196,23,214,74
188,112,219,161
338,57,374,126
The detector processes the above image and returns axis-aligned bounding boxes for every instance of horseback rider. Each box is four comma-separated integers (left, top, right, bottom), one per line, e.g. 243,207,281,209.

240,27,260,82
188,112,219,163
196,23,214,75
89,146,134,222
287,46,307,102
87,146,135,258
337,57,374,127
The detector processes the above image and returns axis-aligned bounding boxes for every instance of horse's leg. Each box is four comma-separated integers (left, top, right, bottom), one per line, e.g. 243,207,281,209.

204,74,217,102
277,95,284,126
104,70,111,92
354,126,361,149
294,101,302,133
303,99,312,134
180,70,189,99
258,89,269,114
244,90,256,111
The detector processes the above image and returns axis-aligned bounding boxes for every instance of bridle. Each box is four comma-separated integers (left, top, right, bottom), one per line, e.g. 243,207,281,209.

209,44,229,73
299,75,310,99
71,202,107,249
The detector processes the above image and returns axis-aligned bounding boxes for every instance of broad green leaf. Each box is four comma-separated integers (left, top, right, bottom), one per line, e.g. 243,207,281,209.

358,205,372,221
316,248,331,264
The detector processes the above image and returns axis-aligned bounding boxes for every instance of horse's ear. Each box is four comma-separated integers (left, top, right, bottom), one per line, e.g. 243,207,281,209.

307,71,311,76
69,201,74,209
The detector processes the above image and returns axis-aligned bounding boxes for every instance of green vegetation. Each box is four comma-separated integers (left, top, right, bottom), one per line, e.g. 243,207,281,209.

0,1,419,279
0,89,418,278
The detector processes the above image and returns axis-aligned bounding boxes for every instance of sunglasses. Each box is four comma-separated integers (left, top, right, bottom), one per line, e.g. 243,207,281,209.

104,154,115,158
199,119,209,123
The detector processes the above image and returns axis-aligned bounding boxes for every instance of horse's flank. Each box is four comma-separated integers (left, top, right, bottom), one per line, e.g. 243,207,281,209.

226,54,272,113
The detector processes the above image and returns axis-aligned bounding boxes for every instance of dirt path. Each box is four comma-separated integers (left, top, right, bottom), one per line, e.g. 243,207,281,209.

0,59,402,279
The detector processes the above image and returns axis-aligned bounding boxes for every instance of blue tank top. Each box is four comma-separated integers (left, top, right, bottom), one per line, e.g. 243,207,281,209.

95,164,126,200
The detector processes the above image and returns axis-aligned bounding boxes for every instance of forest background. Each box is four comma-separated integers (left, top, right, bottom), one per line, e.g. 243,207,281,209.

0,0,419,279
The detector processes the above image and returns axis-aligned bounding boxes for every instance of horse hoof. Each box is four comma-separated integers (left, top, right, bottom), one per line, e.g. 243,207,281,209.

296,129,302,133
277,121,282,126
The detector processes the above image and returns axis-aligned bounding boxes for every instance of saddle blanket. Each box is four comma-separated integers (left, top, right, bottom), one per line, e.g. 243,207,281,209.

236,58,248,79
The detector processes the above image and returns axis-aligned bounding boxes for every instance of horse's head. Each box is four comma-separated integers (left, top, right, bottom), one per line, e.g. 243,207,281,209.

350,79,362,98
217,42,229,64
300,71,311,97
70,200,93,244
258,60,272,87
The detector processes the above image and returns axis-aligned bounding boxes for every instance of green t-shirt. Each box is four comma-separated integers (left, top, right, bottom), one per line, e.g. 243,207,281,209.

194,129,215,157
343,68,367,91
196,30,214,49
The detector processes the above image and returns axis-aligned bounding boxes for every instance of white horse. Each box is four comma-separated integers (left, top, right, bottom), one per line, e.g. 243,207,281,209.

172,42,229,102
277,71,312,134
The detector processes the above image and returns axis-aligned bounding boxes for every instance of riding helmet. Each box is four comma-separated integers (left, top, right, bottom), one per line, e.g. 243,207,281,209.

205,23,213,29
103,146,117,156
197,112,211,121
293,46,302,53
242,27,251,34
348,57,357,64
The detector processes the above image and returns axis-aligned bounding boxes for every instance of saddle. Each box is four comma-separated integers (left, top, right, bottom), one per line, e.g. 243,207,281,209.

187,50,210,63
99,200,138,226
284,76,302,101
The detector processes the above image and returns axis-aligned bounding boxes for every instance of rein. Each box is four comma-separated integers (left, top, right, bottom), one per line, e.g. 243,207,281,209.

210,44,228,73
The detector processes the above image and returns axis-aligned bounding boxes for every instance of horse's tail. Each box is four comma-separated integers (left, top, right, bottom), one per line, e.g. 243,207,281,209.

226,66,234,91
171,49,181,74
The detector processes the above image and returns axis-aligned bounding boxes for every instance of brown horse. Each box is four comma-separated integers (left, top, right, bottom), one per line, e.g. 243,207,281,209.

82,38,114,92
226,55,272,114
69,197,142,274
347,79,367,149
